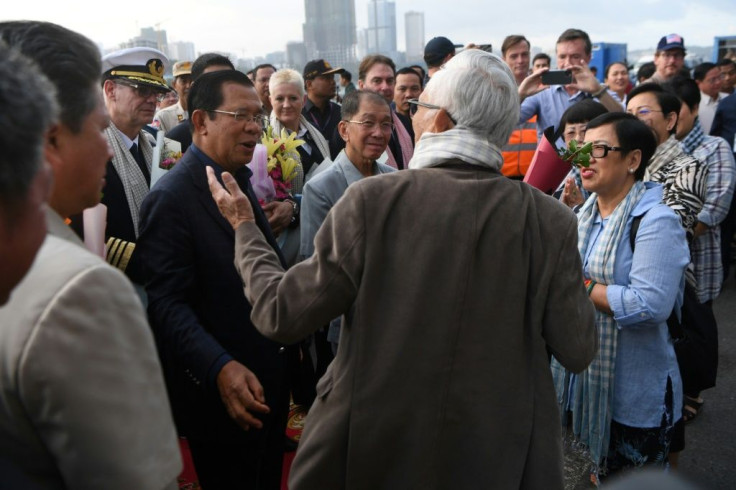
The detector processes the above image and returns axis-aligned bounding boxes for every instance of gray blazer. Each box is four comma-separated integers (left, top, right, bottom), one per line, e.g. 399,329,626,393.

0,209,180,490
300,150,396,257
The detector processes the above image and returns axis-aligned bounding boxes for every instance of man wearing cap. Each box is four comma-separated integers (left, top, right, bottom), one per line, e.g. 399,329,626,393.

650,34,687,85
302,59,344,147
153,60,192,133
97,47,172,289
424,36,459,81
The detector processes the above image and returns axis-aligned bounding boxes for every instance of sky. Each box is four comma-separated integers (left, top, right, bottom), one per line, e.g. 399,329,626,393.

3,0,735,60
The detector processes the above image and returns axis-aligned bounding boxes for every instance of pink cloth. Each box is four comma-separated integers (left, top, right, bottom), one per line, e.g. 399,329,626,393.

385,111,414,170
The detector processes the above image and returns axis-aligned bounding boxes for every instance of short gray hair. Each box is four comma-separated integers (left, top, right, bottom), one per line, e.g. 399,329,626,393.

269,68,305,97
0,44,58,217
423,50,519,148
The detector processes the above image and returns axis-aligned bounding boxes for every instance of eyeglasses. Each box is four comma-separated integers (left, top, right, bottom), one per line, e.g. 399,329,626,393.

590,144,625,158
208,110,268,129
659,51,685,60
115,80,168,102
344,119,394,133
407,99,457,124
628,107,663,118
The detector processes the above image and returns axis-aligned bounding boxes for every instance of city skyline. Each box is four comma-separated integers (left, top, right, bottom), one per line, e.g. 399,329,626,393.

3,0,734,62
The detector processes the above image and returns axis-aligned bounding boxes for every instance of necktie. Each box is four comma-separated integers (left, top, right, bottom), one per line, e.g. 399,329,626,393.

130,142,151,185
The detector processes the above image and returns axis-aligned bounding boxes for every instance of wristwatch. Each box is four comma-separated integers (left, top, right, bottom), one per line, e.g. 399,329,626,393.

286,198,299,226
591,84,608,98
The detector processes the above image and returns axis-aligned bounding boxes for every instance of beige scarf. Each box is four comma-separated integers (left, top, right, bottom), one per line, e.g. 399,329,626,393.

105,123,153,237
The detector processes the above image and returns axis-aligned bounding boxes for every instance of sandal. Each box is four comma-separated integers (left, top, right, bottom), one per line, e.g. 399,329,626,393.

683,396,704,424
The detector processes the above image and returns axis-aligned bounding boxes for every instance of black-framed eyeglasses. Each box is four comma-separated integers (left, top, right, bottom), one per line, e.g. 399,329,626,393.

407,99,457,124
344,120,394,133
590,144,625,158
115,80,168,102
208,110,268,129
627,107,663,118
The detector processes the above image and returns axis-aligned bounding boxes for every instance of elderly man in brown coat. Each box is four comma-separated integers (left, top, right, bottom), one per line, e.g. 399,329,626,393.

208,49,597,490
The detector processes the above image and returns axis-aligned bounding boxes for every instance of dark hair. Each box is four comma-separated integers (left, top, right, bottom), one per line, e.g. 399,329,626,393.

637,62,656,83
627,83,681,136
0,45,58,216
586,112,657,180
501,35,530,57
556,28,592,56
0,21,100,134
555,100,608,140
341,90,389,121
359,54,396,81
409,64,426,80
532,53,551,65
693,62,717,82
254,63,277,78
191,53,234,81
663,76,701,110
396,67,422,87
604,61,628,80
341,70,352,82
188,70,254,131
717,58,735,69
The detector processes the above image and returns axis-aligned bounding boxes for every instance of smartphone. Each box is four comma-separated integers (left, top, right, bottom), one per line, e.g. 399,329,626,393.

478,44,493,53
541,70,572,85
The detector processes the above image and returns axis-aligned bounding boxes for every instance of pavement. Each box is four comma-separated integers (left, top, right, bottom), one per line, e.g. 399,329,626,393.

564,276,736,490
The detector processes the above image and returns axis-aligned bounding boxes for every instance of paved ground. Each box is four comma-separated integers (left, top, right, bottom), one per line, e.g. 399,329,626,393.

565,276,736,489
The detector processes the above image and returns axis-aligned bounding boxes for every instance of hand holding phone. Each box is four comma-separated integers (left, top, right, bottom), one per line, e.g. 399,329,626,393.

541,70,572,86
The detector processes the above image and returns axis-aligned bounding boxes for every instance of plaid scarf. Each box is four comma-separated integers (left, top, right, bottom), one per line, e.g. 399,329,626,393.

680,117,706,155
551,181,647,474
105,123,153,238
408,127,503,171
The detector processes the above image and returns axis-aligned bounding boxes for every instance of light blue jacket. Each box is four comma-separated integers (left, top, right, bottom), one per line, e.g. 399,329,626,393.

583,183,689,427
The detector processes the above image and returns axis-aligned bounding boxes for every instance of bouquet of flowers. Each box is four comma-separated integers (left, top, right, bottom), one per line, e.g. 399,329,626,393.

523,126,591,195
260,127,304,199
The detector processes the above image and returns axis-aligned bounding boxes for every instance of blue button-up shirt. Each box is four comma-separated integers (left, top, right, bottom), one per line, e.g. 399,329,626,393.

583,184,689,427
519,85,590,139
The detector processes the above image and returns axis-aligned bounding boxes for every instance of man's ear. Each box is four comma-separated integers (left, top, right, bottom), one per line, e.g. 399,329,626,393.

44,124,64,172
429,109,455,134
358,79,365,90
337,120,349,142
102,79,116,101
191,109,208,135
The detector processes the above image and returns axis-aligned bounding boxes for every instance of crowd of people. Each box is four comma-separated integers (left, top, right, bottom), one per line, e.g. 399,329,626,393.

1,18,734,490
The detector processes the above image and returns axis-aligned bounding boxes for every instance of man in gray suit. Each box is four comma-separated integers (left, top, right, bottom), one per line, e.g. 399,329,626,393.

0,47,55,306
209,50,597,489
0,21,180,489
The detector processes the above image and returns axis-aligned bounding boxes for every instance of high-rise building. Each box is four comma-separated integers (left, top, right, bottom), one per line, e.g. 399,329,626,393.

286,41,308,70
366,0,396,57
405,11,425,62
168,41,196,62
303,0,357,66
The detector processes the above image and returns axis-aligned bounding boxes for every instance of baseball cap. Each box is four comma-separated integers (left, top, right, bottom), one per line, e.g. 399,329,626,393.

303,59,344,80
657,34,686,52
424,37,462,65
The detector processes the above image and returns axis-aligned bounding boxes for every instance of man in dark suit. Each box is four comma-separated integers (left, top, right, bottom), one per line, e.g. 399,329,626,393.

137,70,290,490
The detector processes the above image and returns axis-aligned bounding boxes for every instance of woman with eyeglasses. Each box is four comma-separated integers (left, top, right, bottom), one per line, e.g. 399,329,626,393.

550,112,690,483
